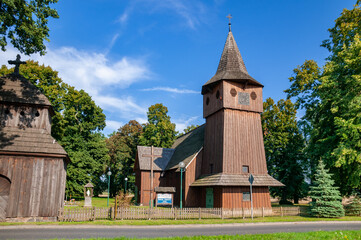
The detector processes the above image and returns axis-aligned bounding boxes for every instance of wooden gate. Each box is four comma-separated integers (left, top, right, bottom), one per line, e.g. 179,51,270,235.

0,175,11,222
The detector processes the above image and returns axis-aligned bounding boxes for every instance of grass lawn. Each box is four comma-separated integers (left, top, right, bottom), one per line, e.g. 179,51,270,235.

53,230,361,240
65,197,116,209
1,216,361,226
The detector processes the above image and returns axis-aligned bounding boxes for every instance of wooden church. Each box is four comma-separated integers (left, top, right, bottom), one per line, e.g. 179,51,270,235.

0,56,69,222
134,24,283,210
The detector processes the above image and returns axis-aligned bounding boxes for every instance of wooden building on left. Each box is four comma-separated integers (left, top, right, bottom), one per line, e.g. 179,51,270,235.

0,56,69,222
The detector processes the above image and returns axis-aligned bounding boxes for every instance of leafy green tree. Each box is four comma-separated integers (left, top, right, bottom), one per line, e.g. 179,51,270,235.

345,191,361,216
183,124,199,134
139,103,177,148
262,98,307,204
105,120,142,197
0,0,59,55
285,2,361,195
0,61,109,197
309,160,345,218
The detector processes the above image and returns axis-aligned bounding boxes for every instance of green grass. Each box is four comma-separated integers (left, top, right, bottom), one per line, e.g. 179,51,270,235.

65,197,116,209
52,230,361,239
2,216,361,226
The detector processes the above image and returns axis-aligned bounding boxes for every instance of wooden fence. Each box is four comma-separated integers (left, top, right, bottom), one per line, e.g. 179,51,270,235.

58,206,309,222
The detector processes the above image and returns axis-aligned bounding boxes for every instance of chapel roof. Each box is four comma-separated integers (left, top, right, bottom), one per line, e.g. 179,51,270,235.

0,74,51,107
190,173,284,187
202,28,263,95
136,124,205,171
0,126,68,157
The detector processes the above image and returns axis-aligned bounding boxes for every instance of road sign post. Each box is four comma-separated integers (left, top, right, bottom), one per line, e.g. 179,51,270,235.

249,174,254,220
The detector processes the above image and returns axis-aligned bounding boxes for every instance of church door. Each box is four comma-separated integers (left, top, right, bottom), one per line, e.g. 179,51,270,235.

206,188,213,208
0,176,11,222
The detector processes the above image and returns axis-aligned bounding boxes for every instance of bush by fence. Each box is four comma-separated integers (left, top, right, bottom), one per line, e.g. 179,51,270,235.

58,206,309,222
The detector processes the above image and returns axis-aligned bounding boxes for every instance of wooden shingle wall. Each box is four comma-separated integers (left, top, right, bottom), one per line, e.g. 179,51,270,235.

221,186,271,208
0,155,66,218
0,104,51,133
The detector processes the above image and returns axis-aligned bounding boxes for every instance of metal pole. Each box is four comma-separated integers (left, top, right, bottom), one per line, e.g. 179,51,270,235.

150,146,154,208
250,183,253,220
107,173,110,207
180,168,183,209
125,179,127,194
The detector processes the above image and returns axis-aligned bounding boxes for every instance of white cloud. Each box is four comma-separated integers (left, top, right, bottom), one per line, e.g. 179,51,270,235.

174,116,199,133
141,87,198,94
105,120,124,133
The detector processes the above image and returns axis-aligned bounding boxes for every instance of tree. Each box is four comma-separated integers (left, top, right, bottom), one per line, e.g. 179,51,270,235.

285,2,361,195
0,61,109,196
345,191,361,216
309,160,344,218
183,124,199,134
105,120,142,197
0,0,59,55
139,103,177,148
262,98,307,204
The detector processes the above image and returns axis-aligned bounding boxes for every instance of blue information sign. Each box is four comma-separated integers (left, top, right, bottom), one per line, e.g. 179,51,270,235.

157,193,172,205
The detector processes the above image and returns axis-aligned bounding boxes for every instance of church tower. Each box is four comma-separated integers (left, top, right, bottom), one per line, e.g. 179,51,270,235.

196,22,283,209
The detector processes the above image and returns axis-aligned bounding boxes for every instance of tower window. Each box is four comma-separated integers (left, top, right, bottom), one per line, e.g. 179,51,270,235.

206,97,210,105
251,91,257,100
210,164,214,174
242,165,249,173
230,88,237,97
216,90,220,99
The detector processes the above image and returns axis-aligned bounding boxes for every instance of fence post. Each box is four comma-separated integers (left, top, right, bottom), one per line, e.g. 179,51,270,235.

298,207,300,216
121,207,123,220
232,208,234,218
174,208,177,220
198,207,201,220
221,208,224,219
148,207,152,220
262,207,264,218
281,206,283,217
57,208,63,221
242,208,245,219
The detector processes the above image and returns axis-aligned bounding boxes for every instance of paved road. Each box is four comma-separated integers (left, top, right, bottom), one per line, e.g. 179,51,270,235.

1,222,360,239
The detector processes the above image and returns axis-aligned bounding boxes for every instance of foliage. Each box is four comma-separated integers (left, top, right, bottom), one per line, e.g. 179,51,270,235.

262,98,307,203
115,192,133,208
309,160,344,218
0,0,59,55
345,191,361,216
0,61,109,197
285,2,361,195
183,124,200,134
105,120,143,197
139,103,176,148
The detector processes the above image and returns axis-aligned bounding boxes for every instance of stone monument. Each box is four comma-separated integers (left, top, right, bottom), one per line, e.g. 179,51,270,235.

84,182,94,207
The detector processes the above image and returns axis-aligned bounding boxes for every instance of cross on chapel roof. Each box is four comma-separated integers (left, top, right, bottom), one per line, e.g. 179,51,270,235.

8,54,26,75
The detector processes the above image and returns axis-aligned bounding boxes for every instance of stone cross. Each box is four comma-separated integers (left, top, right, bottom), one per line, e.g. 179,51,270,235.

8,54,26,74
142,146,162,208
226,14,232,31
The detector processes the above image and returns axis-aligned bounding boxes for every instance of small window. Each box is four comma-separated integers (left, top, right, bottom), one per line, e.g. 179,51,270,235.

35,111,40,117
243,192,251,201
230,88,237,97
206,97,210,105
216,90,220,99
242,165,249,173
210,164,214,174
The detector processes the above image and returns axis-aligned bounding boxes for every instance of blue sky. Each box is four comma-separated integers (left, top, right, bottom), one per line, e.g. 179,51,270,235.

1,0,356,135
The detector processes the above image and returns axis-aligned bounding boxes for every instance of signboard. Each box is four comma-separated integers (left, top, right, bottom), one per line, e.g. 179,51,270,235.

238,92,250,105
156,193,172,205
249,174,254,185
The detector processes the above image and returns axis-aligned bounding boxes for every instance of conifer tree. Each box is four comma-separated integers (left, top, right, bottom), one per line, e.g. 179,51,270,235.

345,191,361,216
309,160,345,218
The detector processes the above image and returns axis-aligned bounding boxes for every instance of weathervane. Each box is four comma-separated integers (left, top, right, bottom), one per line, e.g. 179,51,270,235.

226,14,232,32
8,54,26,75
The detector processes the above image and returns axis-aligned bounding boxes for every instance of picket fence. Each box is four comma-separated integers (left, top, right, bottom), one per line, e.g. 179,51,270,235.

58,206,308,222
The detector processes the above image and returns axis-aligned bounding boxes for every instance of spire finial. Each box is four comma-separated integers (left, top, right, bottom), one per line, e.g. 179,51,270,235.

226,14,232,32
8,54,26,75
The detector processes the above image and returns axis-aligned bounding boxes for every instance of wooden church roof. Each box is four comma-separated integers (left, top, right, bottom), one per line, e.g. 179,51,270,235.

202,29,263,94
0,74,51,107
136,125,205,171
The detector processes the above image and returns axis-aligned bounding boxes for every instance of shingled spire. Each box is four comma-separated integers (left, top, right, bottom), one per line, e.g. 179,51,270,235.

202,26,263,94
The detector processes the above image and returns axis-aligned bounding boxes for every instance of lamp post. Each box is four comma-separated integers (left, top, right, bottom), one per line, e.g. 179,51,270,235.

107,168,112,207
179,162,185,209
124,177,128,194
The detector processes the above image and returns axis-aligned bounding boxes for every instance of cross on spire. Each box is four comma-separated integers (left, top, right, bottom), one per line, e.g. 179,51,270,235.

8,54,26,75
226,14,232,32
